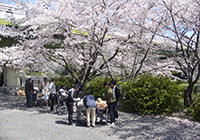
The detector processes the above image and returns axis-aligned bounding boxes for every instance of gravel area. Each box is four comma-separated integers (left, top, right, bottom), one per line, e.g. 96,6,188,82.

0,94,200,140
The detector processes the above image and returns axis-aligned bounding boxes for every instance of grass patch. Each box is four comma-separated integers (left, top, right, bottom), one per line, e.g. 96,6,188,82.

27,72,43,76
180,83,188,90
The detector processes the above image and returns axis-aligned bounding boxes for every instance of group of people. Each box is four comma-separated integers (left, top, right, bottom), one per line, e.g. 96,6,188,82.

25,77,57,112
25,77,121,127
104,80,121,125
78,80,121,127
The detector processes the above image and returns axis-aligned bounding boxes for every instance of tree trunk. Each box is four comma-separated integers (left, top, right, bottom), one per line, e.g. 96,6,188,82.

184,84,194,107
184,90,189,106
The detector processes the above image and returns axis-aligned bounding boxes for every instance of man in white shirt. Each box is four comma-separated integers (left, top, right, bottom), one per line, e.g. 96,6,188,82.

49,78,56,113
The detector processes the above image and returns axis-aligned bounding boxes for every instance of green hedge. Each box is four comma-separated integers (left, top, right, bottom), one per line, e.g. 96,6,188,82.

83,77,112,99
121,73,182,115
53,76,112,99
54,76,75,91
52,74,184,116
191,94,200,121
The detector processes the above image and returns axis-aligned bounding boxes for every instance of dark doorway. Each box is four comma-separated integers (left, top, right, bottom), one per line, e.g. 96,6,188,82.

0,68,4,86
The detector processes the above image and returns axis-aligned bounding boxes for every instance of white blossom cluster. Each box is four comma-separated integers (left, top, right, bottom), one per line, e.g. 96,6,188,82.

0,0,199,85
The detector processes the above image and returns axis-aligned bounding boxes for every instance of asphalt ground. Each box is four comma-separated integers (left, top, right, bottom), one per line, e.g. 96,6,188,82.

0,94,200,140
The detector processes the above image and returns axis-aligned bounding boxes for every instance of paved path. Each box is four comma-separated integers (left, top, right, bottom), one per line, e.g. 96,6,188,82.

0,94,200,140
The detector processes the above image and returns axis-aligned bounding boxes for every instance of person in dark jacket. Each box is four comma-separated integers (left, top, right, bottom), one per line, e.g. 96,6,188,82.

67,84,80,125
110,80,121,119
83,91,96,127
25,78,34,108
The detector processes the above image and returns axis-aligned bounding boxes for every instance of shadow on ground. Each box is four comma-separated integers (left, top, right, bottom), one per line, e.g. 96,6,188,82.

0,94,27,110
0,94,50,114
103,112,200,140
1,93,200,140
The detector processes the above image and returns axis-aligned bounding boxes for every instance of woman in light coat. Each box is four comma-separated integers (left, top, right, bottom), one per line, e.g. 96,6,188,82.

49,78,56,113
42,80,49,106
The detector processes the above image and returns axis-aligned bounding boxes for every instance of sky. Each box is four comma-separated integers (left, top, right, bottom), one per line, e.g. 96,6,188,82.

3,0,35,5
0,2,27,20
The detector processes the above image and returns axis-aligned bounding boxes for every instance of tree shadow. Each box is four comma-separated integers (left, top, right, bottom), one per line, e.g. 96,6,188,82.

0,94,27,110
1,94,199,140
102,112,200,140
0,94,50,114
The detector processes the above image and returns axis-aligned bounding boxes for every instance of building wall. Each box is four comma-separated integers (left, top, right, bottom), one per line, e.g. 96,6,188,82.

0,3,26,20
3,66,20,87
20,78,41,89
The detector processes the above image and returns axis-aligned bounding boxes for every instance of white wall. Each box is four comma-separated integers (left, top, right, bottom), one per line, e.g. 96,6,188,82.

0,3,26,20
3,66,20,86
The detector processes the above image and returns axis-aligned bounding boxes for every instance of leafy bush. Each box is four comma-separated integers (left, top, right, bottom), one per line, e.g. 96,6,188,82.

83,77,112,99
191,94,200,121
52,76,112,99
121,73,182,115
54,76,75,91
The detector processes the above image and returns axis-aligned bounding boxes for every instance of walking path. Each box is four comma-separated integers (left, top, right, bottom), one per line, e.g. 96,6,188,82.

0,94,200,140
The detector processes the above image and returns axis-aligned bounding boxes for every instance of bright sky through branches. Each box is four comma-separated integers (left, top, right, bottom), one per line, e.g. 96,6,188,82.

3,0,35,5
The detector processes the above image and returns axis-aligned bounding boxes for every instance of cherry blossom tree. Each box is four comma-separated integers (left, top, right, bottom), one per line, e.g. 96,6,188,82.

1,0,199,102
25,0,171,82
162,0,199,106
1,0,131,85
102,0,200,106
133,0,200,106
101,0,178,80
0,24,58,76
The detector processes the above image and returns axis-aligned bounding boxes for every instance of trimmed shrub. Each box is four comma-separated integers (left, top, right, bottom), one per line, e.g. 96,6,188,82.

121,73,182,115
54,76,75,91
191,94,200,121
83,77,112,99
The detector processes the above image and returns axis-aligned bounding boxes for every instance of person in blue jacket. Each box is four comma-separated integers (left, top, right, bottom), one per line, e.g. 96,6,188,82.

83,91,96,127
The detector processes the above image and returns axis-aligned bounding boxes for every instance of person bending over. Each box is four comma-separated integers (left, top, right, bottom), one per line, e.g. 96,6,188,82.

83,91,96,127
